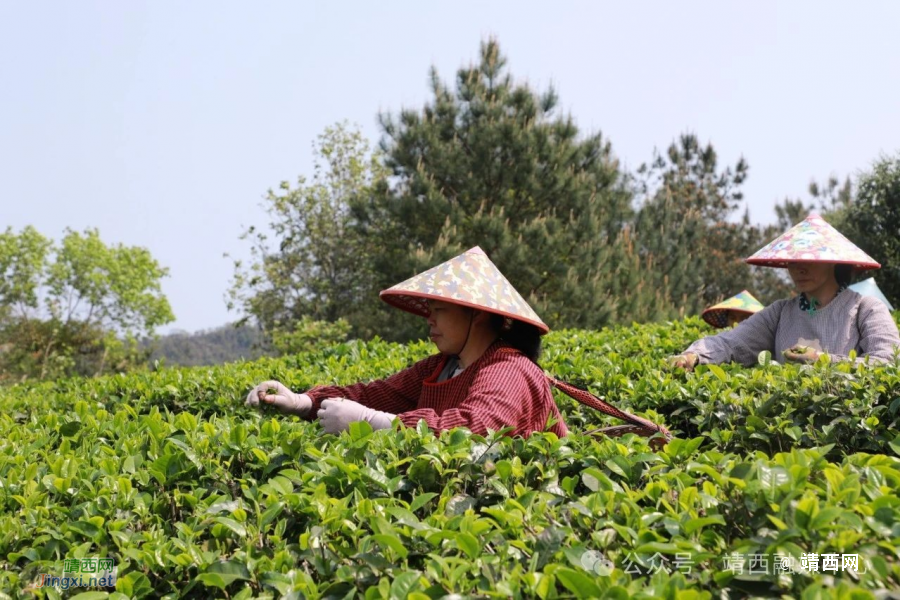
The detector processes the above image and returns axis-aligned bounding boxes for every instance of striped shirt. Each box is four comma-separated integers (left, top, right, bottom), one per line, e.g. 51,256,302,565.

303,341,569,438
686,289,900,366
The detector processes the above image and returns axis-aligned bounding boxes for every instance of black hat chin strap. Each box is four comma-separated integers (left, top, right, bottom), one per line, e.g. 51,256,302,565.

452,309,476,360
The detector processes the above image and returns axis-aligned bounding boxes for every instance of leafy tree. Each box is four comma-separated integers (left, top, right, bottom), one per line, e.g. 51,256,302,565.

229,122,387,342
0,226,52,321
44,229,173,338
838,154,900,304
271,316,351,356
355,39,636,339
0,227,173,382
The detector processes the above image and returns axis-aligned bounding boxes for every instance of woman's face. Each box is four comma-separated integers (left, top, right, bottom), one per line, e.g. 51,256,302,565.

786,262,836,295
426,300,475,354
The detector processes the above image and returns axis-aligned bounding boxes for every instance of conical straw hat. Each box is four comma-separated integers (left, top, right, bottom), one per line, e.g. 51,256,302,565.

380,246,549,334
701,290,765,328
849,277,894,311
746,214,879,269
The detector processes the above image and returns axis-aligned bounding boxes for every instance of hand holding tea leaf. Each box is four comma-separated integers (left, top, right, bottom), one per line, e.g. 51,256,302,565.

245,380,312,416
667,352,699,372
782,345,820,364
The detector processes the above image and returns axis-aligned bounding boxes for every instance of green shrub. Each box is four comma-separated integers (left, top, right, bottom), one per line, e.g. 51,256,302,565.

1,319,898,597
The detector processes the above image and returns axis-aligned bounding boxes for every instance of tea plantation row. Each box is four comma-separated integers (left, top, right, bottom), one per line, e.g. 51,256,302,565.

0,316,898,598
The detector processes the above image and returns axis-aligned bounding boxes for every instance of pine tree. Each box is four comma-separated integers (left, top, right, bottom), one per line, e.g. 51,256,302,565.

633,134,790,312
355,39,637,339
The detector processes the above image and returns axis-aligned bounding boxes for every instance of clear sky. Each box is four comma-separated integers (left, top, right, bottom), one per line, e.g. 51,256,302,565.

2,2,898,334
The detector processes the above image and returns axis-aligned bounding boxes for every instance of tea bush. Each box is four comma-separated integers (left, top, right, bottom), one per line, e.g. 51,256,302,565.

1,317,898,598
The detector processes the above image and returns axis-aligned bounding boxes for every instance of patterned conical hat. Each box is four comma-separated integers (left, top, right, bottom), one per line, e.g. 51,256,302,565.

379,246,549,334
701,290,765,328
849,277,894,311
746,214,879,269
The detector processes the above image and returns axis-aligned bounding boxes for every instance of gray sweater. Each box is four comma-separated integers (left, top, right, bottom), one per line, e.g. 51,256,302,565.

686,289,900,366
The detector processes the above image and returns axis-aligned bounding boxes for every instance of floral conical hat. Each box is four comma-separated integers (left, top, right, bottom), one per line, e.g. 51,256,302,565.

379,246,549,334
745,213,880,269
701,290,765,328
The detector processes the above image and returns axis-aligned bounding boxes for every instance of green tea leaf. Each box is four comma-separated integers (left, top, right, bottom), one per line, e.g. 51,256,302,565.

555,567,603,598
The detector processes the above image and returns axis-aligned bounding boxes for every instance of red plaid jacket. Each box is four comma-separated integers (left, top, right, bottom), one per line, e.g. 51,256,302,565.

304,342,568,438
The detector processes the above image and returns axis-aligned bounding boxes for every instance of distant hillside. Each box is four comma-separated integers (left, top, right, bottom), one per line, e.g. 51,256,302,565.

145,322,267,366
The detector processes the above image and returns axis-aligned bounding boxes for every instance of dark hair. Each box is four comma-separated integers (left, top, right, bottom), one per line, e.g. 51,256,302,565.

489,314,542,363
835,264,853,288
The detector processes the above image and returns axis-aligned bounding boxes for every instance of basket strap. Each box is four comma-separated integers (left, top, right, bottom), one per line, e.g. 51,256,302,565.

547,376,671,443
492,346,671,444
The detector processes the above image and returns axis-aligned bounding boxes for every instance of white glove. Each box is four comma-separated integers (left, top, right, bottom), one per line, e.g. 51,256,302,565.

318,398,395,434
245,380,312,416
